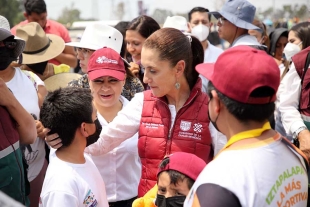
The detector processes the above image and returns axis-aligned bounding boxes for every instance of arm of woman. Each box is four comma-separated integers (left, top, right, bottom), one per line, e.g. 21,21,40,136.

46,92,144,154
85,92,143,155
278,63,306,136
0,78,36,145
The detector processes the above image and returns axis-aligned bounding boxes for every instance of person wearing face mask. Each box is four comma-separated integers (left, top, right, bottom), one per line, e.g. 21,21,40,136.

248,19,270,52
0,15,48,207
185,46,308,207
278,22,310,160
39,87,108,207
188,7,223,64
132,152,206,207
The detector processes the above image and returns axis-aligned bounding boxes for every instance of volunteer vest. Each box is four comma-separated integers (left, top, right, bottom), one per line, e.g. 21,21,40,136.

292,46,310,118
138,79,213,197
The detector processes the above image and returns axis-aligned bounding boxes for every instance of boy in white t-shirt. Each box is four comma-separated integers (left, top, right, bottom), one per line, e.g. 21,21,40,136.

39,87,108,207
185,46,309,207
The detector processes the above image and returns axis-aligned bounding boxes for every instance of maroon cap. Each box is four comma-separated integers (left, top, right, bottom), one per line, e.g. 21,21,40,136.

157,152,206,181
196,46,280,104
87,47,126,81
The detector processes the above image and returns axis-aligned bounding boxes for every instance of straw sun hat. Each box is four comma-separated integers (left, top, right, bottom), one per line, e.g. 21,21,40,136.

16,22,65,64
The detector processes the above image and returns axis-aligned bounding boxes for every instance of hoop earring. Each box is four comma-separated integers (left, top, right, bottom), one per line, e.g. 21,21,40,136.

175,82,180,89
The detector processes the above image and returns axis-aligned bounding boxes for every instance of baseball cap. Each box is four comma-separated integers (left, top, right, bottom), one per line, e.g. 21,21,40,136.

196,46,280,104
157,152,206,181
87,47,126,81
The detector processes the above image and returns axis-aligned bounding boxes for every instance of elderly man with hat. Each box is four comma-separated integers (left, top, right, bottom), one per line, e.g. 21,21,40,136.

210,0,264,49
184,46,309,207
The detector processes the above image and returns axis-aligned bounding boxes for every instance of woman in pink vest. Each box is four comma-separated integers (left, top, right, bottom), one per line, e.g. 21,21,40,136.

46,28,225,197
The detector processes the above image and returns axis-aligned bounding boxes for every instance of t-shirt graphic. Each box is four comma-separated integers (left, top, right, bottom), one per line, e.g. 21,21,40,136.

83,189,98,207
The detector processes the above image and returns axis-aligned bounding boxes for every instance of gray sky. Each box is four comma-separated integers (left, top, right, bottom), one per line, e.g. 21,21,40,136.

45,0,309,21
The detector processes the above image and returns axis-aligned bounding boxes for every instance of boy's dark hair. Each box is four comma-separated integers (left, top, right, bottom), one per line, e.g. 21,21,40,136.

188,7,211,23
207,81,275,123
24,0,47,15
40,87,93,148
157,157,195,190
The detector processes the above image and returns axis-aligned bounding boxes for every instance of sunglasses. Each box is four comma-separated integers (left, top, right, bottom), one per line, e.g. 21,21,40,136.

0,40,17,49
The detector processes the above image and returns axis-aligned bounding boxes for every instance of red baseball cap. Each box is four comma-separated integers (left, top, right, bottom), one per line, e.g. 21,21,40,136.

196,46,280,104
87,47,126,81
157,152,206,181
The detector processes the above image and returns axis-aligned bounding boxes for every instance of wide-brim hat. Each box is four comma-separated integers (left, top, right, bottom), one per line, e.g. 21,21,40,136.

44,73,82,91
163,16,189,32
16,22,65,64
66,22,123,54
210,0,259,30
0,15,25,63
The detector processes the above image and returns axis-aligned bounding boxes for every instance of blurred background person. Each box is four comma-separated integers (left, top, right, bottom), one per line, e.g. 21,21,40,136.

188,7,223,63
125,15,160,89
248,19,270,52
11,0,77,68
268,28,288,73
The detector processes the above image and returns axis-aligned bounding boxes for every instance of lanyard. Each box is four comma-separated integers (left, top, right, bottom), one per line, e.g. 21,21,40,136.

222,122,272,151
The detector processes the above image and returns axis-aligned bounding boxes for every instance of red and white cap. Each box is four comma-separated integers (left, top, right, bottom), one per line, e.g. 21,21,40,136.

87,47,125,81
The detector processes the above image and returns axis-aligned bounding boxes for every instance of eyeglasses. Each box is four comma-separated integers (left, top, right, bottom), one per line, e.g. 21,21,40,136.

218,17,227,25
0,40,17,49
76,47,95,56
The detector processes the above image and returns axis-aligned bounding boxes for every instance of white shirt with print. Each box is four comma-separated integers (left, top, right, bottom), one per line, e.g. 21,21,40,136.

40,154,108,207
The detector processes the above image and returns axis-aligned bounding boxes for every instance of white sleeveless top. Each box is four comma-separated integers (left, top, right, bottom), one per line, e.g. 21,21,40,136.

6,68,45,181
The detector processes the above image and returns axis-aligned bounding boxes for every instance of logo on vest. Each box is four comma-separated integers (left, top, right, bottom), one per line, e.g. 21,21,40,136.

180,120,191,131
193,123,203,133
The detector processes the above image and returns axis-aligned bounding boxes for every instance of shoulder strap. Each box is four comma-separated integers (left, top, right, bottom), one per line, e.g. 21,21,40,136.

281,136,309,172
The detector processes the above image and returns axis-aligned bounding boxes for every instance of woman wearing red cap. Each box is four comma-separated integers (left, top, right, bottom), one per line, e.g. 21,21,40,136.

46,28,224,197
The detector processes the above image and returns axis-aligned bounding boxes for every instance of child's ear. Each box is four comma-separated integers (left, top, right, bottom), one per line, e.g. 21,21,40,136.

80,122,90,137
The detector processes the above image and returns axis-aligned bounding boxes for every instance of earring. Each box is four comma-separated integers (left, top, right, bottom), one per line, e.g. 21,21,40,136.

175,82,180,89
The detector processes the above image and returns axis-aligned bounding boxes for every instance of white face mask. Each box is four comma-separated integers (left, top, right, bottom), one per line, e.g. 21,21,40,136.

283,42,302,61
191,24,209,42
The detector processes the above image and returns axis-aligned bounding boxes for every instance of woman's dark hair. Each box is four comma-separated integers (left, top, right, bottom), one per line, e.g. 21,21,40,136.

114,21,130,58
207,81,275,123
290,22,310,50
40,87,93,148
126,15,160,39
157,157,195,189
143,28,204,89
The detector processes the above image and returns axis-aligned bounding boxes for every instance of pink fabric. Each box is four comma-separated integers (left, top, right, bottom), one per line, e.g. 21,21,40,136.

11,19,71,65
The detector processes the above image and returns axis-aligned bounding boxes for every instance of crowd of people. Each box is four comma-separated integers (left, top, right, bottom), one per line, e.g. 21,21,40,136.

0,0,310,206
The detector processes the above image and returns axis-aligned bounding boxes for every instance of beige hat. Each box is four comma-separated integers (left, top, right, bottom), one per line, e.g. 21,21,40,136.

16,22,65,64
44,73,82,91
